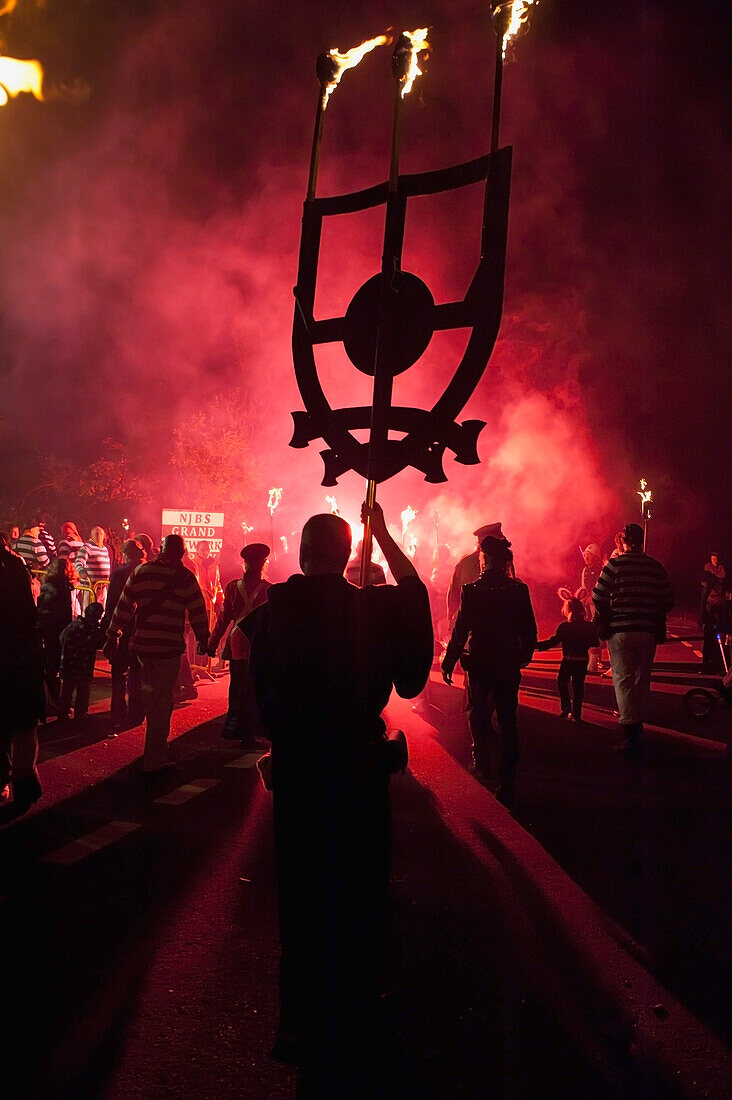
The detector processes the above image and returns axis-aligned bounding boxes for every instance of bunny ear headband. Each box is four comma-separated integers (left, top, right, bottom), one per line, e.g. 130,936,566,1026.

557,584,587,603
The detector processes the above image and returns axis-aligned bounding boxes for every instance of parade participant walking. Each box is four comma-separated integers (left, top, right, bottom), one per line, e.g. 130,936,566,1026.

207,543,271,745
58,603,105,720
37,557,75,703
580,542,605,672
592,522,673,758
58,521,84,565
536,595,599,722
241,503,432,1086
14,520,51,574
0,540,44,815
191,540,224,616
100,539,146,730
75,526,112,606
106,534,209,779
35,515,57,562
442,534,537,805
446,521,510,626
700,551,726,626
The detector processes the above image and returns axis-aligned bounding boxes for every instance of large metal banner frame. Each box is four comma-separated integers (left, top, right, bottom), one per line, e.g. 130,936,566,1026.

291,145,513,485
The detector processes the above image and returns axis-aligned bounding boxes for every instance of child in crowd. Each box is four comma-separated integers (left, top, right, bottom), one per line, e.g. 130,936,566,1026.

536,594,600,722
58,602,105,720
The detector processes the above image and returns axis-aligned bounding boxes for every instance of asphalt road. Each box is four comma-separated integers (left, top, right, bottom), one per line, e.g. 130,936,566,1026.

1,623,729,1098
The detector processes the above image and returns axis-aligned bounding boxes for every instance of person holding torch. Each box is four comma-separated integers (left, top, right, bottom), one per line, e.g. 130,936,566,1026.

239,500,432,1086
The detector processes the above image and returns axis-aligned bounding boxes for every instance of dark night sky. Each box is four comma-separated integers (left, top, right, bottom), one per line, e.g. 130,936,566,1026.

0,0,729,600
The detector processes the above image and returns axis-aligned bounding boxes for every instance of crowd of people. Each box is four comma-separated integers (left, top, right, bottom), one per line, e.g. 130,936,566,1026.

1,502,730,1088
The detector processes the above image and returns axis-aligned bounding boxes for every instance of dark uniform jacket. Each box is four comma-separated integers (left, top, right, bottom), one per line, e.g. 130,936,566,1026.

443,569,537,678
241,573,433,752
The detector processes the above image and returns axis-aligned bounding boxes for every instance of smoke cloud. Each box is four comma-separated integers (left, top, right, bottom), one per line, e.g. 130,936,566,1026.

0,1,727,601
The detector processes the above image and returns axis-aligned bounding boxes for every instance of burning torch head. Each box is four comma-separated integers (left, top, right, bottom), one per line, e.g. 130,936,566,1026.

392,28,430,95
490,1,538,58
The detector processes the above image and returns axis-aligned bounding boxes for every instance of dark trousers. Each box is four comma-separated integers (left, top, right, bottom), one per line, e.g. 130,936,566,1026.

41,632,62,700
272,743,390,1066
59,676,91,718
557,658,588,718
222,659,262,741
466,668,521,792
110,645,144,726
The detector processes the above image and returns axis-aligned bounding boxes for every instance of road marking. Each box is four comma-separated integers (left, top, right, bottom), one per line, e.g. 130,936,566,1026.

154,779,220,804
225,752,265,770
45,821,141,865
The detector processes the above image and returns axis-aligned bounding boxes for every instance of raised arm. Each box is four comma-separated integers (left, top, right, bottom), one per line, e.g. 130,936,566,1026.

361,501,417,583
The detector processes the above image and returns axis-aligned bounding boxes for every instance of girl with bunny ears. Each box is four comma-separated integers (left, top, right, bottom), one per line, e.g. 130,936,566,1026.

536,587,600,722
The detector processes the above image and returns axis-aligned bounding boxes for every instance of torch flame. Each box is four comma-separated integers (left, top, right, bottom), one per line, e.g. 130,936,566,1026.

637,478,653,510
268,487,283,515
401,504,418,537
399,27,430,98
493,1,538,60
325,495,339,514
280,535,289,554
241,520,254,534
0,55,44,106
322,32,391,107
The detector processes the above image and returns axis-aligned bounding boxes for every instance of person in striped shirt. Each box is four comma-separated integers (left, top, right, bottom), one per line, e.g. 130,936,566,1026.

592,522,673,757
58,521,84,565
75,527,112,605
106,533,209,779
14,522,51,573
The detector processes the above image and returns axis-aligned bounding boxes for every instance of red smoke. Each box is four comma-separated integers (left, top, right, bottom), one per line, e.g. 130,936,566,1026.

0,2,727,599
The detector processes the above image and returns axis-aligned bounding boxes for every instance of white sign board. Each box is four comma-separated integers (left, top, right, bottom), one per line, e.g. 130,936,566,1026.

161,509,225,555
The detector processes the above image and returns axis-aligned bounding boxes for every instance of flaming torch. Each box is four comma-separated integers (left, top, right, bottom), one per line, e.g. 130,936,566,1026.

401,504,418,548
488,1,538,153
0,55,43,107
268,487,282,557
240,520,254,546
325,494,340,515
360,27,431,586
307,32,392,202
637,478,653,551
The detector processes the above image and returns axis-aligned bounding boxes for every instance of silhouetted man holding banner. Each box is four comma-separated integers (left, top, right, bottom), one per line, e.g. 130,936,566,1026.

241,502,432,1089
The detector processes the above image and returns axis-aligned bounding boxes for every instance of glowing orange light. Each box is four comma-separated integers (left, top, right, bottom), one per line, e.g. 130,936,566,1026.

0,55,44,106
637,478,653,513
0,1,18,18
401,505,418,540
400,27,430,98
268,487,283,515
493,0,538,60
322,32,391,107
325,495,339,514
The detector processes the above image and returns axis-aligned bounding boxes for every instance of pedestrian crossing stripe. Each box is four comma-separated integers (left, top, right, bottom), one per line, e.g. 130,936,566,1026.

45,821,141,865
225,753,264,769
154,779,220,805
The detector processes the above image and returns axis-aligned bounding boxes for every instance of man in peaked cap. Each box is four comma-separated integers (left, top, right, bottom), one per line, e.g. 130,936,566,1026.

442,532,537,806
446,521,511,626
